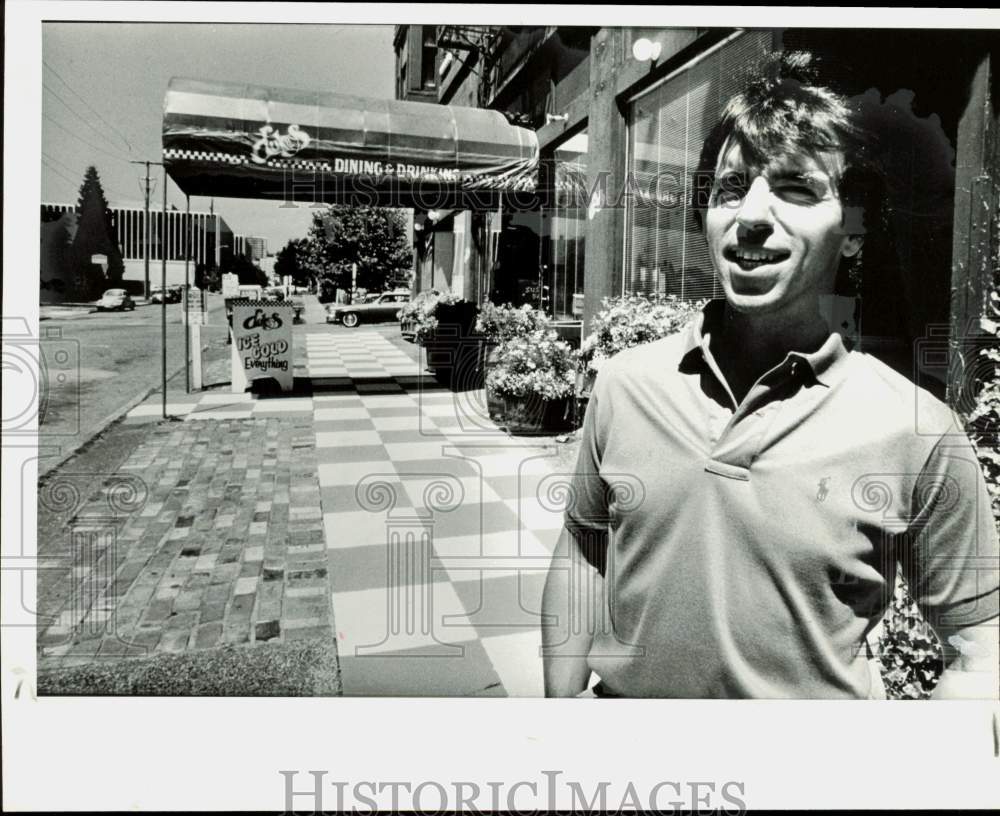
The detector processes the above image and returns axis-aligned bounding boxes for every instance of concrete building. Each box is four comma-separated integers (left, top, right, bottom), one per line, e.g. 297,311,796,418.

40,202,234,297
394,26,998,396
234,234,268,262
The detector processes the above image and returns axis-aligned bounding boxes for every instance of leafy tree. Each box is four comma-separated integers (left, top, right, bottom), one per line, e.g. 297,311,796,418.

304,206,412,301
70,166,125,299
222,252,268,288
274,238,315,289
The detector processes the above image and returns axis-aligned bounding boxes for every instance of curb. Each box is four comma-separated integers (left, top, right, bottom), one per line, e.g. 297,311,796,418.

38,344,212,481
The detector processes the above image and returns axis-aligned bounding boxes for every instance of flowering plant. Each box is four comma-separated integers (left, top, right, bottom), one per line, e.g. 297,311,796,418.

579,294,706,376
487,329,577,401
475,302,550,345
400,291,473,344
966,305,1000,518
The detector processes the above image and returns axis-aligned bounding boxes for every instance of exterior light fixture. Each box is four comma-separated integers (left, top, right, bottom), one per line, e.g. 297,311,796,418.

632,38,662,62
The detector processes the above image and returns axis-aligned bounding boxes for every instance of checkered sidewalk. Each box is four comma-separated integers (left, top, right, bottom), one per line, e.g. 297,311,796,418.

124,331,568,696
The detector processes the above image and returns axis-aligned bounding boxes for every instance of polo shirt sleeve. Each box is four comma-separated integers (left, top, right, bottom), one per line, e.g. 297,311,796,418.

564,366,612,576
902,431,1000,631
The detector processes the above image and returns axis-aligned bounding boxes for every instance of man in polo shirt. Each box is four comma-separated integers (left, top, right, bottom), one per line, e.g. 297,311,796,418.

541,53,999,699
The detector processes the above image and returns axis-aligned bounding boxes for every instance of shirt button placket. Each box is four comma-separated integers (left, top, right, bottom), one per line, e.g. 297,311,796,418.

708,409,725,447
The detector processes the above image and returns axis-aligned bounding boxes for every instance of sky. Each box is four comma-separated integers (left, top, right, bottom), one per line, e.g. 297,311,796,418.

42,22,395,251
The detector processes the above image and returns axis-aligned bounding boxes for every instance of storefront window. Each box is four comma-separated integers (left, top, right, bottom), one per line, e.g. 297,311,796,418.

421,27,437,89
545,130,588,320
624,31,771,301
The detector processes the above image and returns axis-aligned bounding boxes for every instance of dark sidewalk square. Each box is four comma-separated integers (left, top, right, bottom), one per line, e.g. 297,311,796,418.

316,444,391,465
314,418,377,433
337,638,502,696
321,482,413,515
424,500,520,539
449,570,548,637
377,427,448,444
367,406,420,418
328,544,450,594
393,457,478,479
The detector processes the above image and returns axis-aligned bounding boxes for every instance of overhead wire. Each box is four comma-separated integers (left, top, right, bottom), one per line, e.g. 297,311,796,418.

43,150,137,203
43,60,134,152
41,158,81,189
43,81,135,158
43,113,132,163
41,150,80,178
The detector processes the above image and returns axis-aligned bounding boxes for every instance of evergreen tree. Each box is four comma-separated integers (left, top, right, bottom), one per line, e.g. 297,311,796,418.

70,166,125,298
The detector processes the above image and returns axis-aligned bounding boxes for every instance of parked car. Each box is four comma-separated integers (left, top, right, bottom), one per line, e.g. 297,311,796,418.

400,289,441,342
326,290,410,328
96,289,136,311
263,287,286,301
149,286,181,304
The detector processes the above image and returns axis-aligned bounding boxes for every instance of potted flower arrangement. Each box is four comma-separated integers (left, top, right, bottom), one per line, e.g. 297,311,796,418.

578,293,706,400
486,328,577,434
475,302,551,420
410,292,479,389
398,289,440,343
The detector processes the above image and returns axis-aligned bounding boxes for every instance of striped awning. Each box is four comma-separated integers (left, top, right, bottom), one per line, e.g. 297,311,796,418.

163,77,539,208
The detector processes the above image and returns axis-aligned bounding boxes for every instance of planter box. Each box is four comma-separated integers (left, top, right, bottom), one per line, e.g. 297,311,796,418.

499,394,574,436
482,342,506,422
418,301,482,391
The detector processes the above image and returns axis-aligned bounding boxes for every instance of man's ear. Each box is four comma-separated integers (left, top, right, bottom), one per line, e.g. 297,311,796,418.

842,234,864,258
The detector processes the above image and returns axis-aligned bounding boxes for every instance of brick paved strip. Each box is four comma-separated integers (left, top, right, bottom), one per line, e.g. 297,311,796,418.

38,416,337,680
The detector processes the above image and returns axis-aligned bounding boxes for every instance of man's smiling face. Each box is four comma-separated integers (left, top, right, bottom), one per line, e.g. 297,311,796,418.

705,140,862,321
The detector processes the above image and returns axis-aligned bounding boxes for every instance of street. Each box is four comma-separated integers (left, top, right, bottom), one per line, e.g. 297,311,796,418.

38,297,227,477
37,295,421,478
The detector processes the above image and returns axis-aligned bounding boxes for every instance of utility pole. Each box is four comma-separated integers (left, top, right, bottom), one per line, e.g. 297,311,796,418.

131,158,167,417
131,160,156,299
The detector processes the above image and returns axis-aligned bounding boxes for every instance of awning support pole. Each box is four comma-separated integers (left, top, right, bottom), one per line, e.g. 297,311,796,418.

185,195,191,393
161,170,168,419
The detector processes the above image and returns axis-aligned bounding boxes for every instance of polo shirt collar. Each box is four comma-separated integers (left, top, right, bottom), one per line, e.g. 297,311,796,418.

680,299,850,388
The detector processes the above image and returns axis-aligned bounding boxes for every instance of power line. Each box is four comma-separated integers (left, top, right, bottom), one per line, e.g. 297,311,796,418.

42,150,76,173
42,151,140,204
41,158,81,190
41,150,80,177
43,113,131,163
43,81,135,158
43,60,133,152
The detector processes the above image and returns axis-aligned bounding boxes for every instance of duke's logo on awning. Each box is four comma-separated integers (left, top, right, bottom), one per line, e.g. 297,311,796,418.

250,124,311,164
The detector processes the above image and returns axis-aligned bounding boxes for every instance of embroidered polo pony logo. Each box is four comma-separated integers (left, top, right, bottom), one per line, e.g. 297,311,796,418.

816,477,831,503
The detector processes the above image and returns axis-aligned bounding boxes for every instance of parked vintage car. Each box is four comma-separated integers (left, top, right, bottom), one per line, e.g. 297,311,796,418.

326,290,410,328
95,288,136,311
149,286,181,304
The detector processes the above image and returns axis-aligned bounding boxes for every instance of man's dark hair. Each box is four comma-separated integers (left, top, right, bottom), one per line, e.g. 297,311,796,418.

691,51,884,240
